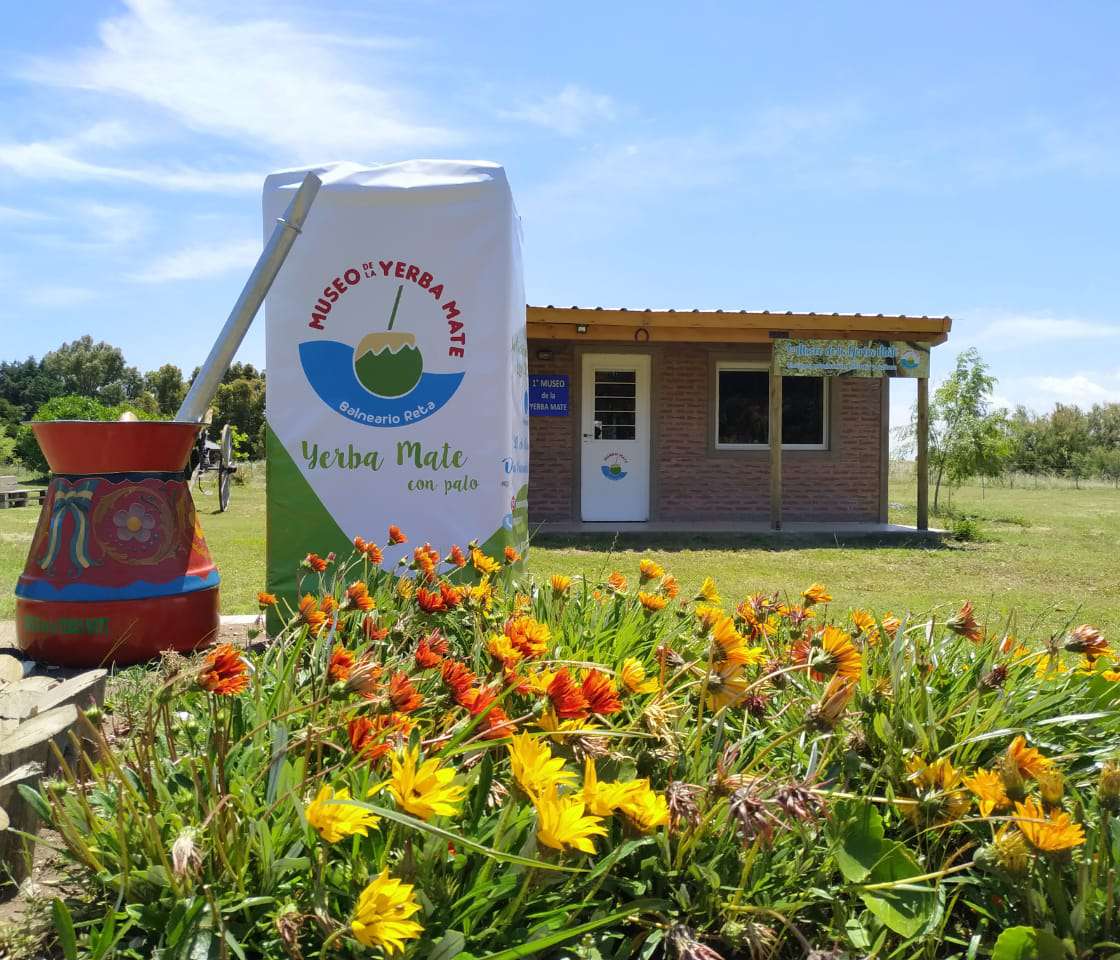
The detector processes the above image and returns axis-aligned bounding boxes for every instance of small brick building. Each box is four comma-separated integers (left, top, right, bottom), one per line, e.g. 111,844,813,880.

526,306,951,529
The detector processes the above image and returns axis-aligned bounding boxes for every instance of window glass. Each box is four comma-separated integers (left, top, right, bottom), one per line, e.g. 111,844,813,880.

716,368,826,447
593,370,636,440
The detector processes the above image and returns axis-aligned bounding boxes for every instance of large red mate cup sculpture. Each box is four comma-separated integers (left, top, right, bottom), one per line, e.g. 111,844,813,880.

14,172,322,667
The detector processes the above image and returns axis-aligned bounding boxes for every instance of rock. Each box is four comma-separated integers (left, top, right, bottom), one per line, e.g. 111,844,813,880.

0,705,79,783
0,761,44,889
0,654,23,686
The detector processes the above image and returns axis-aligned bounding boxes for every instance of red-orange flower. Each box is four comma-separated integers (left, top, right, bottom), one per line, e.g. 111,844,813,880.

329,644,356,682
441,660,477,702
257,591,277,608
416,586,446,614
388,525,407,545
363,618,389,642
354,535,369,553
365,542,384,565
946,600,983,642
439,581,463,609
448,545,467,568
413,543,441,580
505,616,551,658
548,668,590,720
389,672,423,713
415,637,444,669
299,594,327,634
320,595,338,617
198,643,249,695
582,669,622,715
303,552,328,573
606,571,627,593
349,713,413,763
504,546,521,563
345,580,376,612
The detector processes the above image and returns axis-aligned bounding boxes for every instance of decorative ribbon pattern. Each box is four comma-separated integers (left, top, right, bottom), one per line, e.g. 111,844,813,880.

39,478,101,574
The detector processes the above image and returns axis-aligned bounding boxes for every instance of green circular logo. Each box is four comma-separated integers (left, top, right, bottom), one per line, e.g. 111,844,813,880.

354,331,424,398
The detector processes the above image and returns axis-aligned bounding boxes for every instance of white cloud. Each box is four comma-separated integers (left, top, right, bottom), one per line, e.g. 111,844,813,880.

129,238,260,283
1022,374,1120,406
24,0,458,159
23,286,99,307
0,125,262,192
971,312,1120,345
498,84,617,136
0,204,52,223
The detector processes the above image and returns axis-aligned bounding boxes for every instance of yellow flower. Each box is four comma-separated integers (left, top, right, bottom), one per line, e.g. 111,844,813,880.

801,583,832,606
617,780,669,832
471,548,501,575
814,626,862,682
388,746,466,821
619,657,659,694
705,670,751,712
305,785,380,843
507,733,576,798
963,768,1010,817
1037,769,1064,807
550,574,572,594
694,603,724,630
850,609,877,636
638,591,668,613
534,788,607,854
1006,735,1052,780
696,577,721,604
1014,798,1085,852
582,758,639,816
467,575,496,609
712,615,766,673
350,868,424,954
488,633,523,667
537,706,588,743
990,825,1030,876
638,558,665,582
396,578,414,600
903,756,970,824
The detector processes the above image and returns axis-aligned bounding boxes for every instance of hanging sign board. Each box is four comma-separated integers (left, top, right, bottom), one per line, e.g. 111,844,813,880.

528,374,569,416
263,160,528,608
773,339,930,378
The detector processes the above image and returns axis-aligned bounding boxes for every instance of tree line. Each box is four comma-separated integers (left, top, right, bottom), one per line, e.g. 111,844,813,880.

0,336,265,473
903,347,1120,510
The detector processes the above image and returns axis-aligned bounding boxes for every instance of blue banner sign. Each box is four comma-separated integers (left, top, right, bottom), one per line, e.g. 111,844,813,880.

529,374,569,416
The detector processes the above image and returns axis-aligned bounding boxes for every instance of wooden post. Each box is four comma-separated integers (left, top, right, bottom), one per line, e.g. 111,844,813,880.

916,377,929,530
769,355,782,530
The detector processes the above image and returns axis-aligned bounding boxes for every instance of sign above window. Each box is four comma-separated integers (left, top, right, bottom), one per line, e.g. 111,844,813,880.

773,339,930,378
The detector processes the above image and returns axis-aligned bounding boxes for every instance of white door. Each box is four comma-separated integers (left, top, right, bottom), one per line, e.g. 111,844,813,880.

580,353,650,521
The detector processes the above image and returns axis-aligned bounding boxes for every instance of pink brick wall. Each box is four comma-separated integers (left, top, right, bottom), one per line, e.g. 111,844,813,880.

527,342,884,523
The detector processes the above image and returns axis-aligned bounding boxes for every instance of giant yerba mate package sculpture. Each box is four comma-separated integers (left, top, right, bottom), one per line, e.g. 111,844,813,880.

263,161,528,607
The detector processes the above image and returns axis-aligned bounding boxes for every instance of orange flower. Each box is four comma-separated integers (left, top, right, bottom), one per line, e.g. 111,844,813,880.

198,643,249,695
1006,735,1052,780
505,616,551,658
299,594,327,634
303,553,328,573
349,713,412,763
363,619,389,642
320,595,338,616
801,583,832,607
794,626,862,682
1066,624,1109,661
504,546,521,563
448,545,467,568
606,571,627,593
388,525,407,545
438,581,463,609
441,660,477,702
416,586,446,614
389,672,423,713
345,580,376,612
582,670,622,715
638,591,668,613
638,558,664,583
550,574,572,595
257,591,277,608
413,544,441,580
354,535,369,553
660,574,680,599
415,637,444,669
345,660,384,699
548,668,590,720
946,600,983,642
329,645,356,682
365,542,384,565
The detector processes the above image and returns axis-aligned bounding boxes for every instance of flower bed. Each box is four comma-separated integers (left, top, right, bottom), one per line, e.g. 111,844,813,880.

28,533,1120,959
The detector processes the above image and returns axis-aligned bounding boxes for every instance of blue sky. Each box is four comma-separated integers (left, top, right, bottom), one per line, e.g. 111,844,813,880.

2,0,1118,432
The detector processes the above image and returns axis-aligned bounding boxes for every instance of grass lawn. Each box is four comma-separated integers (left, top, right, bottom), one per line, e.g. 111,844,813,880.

2,465,1118,635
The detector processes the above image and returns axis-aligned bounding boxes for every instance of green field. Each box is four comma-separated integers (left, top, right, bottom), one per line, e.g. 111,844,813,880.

3,465,1118,635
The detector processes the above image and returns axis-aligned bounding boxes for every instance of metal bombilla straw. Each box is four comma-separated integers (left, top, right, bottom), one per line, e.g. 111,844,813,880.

176,171,322,423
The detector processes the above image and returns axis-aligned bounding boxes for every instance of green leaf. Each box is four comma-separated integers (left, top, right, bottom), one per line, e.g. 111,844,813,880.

990,926,1068,960
835,801,886,883
429,930,467,960
859,843,936,939
474,899,668,960
16,784,52,823
51,899,78,960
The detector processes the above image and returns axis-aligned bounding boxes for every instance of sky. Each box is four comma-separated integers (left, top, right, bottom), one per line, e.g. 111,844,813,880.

1,0,1119,434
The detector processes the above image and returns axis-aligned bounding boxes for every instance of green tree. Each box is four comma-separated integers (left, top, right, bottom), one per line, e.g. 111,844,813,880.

0,356,65,420
1087,446,1120,488
212,377,266,459
15,395,158,474
41,336,142,403
146,364,187,417
912,347,1006,510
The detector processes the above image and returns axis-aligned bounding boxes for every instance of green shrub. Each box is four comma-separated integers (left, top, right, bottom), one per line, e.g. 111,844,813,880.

14,394,161,473
950,514,984,542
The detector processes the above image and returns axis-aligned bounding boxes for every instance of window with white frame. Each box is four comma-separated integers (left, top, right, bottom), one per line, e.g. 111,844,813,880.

715,363,828,449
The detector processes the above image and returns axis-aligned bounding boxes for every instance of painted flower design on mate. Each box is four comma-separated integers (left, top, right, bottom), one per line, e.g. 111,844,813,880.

114,502,156,543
